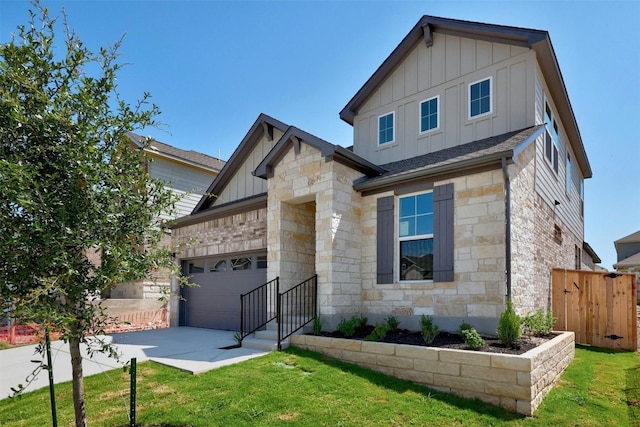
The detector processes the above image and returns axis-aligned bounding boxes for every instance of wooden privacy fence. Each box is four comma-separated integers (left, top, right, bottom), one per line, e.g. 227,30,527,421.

552,269,637,350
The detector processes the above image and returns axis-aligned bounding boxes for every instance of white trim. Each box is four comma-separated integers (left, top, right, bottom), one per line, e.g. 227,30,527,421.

377,111,395,146
419,95,440,135
468,76,493,120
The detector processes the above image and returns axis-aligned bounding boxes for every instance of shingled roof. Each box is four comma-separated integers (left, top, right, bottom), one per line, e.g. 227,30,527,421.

127,132,225,171
354,125,545,193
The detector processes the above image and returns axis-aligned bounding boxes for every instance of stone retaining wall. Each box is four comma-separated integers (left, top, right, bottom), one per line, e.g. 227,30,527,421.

290,331,574,415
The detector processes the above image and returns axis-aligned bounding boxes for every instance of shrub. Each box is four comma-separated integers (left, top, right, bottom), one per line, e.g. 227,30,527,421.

313,316,322,336
497,300,522,347
365,322,390,341
461,328,484,350
458,322,472,335
522,310,556,336
385,315,400,332
420,314,439,344
337,315,368,337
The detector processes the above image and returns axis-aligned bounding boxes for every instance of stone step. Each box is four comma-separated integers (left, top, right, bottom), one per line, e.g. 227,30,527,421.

241,336,289,351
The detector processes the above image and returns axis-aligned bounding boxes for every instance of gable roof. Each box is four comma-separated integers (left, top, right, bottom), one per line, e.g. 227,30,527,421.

614,252,640,270
127,132,225,172
354,125,545,193
582,242,602,264
192,113,289,213
339,15,591,179
253,126,384,180
615,230,640,245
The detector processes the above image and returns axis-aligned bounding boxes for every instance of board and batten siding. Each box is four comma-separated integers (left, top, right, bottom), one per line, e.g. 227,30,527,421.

353,33,536,165
213,128,283,207
533,68,584,241
148,156,218,219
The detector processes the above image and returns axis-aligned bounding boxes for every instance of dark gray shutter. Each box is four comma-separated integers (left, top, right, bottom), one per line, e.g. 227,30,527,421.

433,183,454,282
376,196,394,284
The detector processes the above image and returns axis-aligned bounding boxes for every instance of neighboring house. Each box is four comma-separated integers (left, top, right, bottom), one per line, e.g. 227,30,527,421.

172,16,595,334
107,133,225,301
614,230,640,274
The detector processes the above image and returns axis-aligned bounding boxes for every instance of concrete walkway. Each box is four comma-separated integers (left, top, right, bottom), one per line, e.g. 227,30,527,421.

0,327,268,400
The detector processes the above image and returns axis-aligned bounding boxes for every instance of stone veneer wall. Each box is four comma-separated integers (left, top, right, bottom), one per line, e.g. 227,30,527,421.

267,143,365,316
359,169,507,334
290,331,575,416
531,193,583,314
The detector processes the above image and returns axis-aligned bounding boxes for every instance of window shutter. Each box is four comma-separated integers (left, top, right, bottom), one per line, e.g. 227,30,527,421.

433,183,454,282
376,196,394,284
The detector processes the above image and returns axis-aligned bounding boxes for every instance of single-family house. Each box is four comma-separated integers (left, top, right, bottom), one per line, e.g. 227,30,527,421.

171,16,594,335
106,133,225,303
614,231,640,302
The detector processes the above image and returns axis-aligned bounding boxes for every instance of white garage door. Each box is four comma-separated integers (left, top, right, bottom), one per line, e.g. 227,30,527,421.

181,253,267,330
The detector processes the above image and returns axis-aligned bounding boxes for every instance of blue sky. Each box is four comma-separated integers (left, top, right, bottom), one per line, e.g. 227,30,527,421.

1,0,639,270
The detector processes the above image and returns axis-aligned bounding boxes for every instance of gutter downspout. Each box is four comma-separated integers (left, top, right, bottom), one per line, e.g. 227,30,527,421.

501,157,512,301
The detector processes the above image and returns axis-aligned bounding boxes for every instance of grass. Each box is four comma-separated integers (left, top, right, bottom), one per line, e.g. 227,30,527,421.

0,345,638,426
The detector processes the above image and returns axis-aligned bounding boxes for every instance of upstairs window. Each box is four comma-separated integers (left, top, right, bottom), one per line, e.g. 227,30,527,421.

378,112,395,145
399,192,434,281
469,77,492,118
566,152,572,194
544,101,559,174
420,96,439,133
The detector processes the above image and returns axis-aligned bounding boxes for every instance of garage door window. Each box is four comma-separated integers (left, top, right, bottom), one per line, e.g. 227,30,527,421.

256,256,267,269
189,260,205,274
210,260,227,272
232,258,252,270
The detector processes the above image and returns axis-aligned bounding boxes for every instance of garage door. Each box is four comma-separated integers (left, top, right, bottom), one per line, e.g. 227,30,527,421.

181,253,267,330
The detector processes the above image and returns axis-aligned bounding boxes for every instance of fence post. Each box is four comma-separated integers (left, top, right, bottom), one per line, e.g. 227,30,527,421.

130,357,137,427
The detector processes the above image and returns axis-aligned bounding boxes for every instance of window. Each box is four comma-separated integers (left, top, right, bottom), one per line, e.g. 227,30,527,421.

544,101,559,174
554,224,562,244
188,260,205,274
231,257,252,270
469,78,491,118
579,179,584,217
210,260,227,272
399,192,434,281
378,112,394,145
256,256,267,269
419,96,439,133
574,245,581,270
566,153,572,194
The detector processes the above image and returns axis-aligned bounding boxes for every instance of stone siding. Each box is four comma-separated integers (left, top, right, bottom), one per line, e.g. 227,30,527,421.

267,143,365,315
291,331,575,416
173,208,267,259
359,169,507,334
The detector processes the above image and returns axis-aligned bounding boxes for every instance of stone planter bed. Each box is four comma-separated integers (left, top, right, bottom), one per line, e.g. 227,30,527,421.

290,331,575,416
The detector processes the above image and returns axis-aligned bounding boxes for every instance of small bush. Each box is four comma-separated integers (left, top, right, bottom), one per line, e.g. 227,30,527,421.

497,300,522,348
313,316,322,336
458,322,472,335
420,314,439,344
461,328,484,350
365,322,390,341
337,315,368,337
522,310,556,336
385,315,400,332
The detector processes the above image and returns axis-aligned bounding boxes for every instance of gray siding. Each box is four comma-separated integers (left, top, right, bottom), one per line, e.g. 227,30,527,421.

533,68,584,242
148,156,217,219
214,128,283,206
353,33,535,165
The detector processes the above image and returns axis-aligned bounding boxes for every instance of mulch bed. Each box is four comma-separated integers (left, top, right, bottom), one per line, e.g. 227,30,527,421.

318,326,552,355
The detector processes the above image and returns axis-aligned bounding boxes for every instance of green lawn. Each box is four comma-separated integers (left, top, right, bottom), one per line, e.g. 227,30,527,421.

1,345,638,426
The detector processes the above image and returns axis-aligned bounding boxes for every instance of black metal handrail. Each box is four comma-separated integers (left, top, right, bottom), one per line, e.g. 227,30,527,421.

277,275,318,350
240,277,279,342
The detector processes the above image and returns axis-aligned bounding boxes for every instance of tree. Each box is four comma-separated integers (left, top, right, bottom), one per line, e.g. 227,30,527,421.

0,3,178,426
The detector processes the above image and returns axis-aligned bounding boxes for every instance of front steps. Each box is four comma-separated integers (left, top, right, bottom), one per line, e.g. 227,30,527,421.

241,320,313,351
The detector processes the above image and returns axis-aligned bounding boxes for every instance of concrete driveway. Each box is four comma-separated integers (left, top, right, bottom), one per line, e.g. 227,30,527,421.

0,327,268,400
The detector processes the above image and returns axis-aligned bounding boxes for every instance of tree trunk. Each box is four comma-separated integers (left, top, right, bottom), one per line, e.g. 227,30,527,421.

69,335,87,427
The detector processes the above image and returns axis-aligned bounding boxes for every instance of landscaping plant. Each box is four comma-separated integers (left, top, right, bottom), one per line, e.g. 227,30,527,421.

313,316,322,336
497,300,522,348
461,327,484,350
385,315,400,332
522,309,556,336
420,315,439,344
458,322,472,335
337,315,368,337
